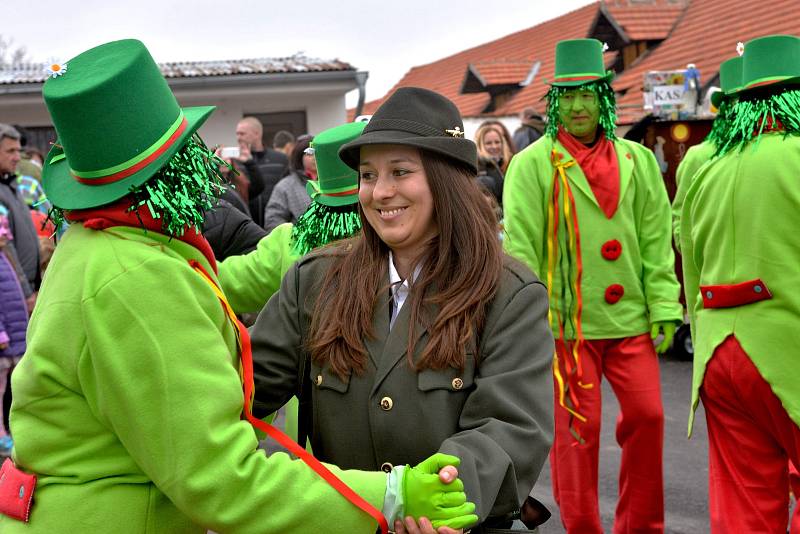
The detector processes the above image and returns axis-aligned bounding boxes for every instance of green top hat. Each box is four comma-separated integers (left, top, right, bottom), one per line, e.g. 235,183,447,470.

306,122,365,207
711,56,743,108
740,34,800,92
551,39,614,87
42,39,214,210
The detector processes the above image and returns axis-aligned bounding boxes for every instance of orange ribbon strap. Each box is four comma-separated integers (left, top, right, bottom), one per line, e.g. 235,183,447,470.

190,260,389,534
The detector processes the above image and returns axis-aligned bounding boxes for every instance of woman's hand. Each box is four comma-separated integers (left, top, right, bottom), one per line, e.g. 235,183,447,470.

393,516,463,534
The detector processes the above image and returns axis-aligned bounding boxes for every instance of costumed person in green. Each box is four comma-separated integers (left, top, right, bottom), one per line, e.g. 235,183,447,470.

679,34,800,533
0,40,477,534
672,54,742,251
219,121,366,315
248,87,554,534
219,120,366,443
503,39,682,533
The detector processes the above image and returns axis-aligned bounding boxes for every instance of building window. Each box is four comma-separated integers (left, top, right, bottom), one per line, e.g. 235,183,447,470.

249,111,308,148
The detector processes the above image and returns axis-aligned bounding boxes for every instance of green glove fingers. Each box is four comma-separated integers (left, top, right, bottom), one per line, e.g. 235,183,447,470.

430,504,479,530
413,452,461,473
435,489,467,507
651,321,678,354
400,453,475,527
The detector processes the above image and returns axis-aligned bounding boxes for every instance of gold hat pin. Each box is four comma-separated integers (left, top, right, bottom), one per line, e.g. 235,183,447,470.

445,126,464,138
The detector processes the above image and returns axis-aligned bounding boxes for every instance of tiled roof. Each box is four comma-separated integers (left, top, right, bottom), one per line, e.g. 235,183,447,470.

355,1,688,121
358,2,601,119
0,55,355,85
613,0,800,124
605,3,686,41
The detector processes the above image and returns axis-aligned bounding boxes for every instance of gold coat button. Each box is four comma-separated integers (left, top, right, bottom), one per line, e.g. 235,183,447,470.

381,462,394,473
380,397,393,411
452,378,464,390
314,375,323,386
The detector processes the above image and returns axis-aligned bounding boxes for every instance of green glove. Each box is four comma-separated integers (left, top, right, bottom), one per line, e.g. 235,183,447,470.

401,453,479,530
650,321,677,354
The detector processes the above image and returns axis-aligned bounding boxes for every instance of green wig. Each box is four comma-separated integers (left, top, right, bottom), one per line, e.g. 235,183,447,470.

290,202,362,256
714,87,800,157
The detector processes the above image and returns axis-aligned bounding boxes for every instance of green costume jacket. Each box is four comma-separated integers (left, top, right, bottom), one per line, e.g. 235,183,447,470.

504,136,682,339
672,141,716,252
249,251,554,523
680,133,800,433
219,222,298,313
3,224,385,533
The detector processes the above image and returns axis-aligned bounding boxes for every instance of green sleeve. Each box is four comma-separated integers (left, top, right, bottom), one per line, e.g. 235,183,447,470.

218,223,299,314
502,147,547,278
80,258,385,533
633,145,683,325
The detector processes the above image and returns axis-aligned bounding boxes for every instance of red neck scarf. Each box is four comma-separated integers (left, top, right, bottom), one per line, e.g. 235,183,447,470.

65,200,217,273
557,126,620,219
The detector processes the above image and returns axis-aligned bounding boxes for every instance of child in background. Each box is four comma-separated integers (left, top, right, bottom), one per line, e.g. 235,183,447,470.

0,205,29,456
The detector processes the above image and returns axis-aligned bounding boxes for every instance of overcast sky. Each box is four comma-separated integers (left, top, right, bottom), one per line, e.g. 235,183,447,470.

5,0,595,106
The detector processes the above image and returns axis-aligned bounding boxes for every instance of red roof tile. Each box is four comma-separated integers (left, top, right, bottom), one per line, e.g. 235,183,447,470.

605,3,685,41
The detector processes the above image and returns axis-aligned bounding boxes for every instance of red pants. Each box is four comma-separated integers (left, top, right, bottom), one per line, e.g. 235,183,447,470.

551,333,664,534
701,335,800,534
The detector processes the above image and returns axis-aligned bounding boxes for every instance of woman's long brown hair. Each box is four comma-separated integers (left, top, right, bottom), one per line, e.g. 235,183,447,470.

308,149,504,379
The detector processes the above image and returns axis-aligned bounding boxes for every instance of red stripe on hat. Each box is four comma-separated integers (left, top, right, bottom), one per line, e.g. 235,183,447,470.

73,118,188,185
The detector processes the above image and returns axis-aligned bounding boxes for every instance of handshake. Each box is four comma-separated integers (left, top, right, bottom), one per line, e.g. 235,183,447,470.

385,453,479,533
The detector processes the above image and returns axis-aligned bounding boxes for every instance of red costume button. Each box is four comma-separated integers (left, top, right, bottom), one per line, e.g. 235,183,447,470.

601,239,622,261
605,284,624,304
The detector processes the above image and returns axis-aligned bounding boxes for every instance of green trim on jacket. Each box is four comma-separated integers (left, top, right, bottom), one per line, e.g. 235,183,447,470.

4,223,385,533
503,136,682,339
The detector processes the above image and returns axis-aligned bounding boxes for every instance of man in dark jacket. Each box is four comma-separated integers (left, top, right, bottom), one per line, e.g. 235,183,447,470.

236,117,289,227
0,124,39,293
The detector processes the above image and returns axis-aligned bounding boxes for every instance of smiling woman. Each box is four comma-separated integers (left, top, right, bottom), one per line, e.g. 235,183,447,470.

249,87,555,534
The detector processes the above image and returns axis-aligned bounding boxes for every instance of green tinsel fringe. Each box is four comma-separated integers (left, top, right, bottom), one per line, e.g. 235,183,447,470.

704,98,735,148
48,135,226,238
290,202,362,256
714,88,800,157
545,81,618,140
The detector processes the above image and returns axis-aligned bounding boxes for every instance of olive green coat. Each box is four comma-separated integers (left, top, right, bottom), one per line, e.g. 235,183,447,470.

504,136,683,339
249,250,554,523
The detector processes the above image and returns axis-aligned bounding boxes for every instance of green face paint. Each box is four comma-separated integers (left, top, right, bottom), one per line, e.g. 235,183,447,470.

558,88,600,142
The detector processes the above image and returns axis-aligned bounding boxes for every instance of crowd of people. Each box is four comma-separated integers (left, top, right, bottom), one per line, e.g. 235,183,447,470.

0,33,798,534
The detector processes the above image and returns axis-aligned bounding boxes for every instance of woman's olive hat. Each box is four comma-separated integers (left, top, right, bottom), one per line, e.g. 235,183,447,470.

711,56,743,109
41,39,214,210
550,39,614,87
338,87,477,173
306,121,365,207
739,34,800,92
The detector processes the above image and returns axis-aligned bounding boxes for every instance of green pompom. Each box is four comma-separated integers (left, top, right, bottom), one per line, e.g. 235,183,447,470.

545,81,618,140
291,202,362,256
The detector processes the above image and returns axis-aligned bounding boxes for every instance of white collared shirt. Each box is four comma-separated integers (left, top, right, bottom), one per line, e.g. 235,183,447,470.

388,252,421,330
